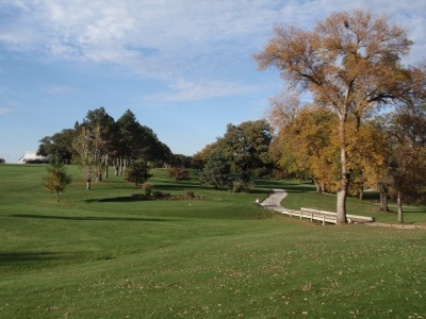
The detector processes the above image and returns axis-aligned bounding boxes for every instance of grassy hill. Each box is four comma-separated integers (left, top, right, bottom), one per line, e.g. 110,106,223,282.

0,164,425,318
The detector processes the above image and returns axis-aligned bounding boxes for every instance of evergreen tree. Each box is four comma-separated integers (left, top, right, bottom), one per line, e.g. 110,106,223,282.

200,150,230,190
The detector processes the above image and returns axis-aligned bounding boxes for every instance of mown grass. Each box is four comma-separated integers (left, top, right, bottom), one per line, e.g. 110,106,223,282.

0,164,425,318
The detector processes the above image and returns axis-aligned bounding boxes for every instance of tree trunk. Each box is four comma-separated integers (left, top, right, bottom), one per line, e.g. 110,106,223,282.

96,169,102,183
379,187,389,212
114,158,119,176
56,190,60,202
337,188,348,224
358,186,364,201
336,119,348,224
104,154,109,179
85,166,91,190
397,191,403,223
314,179,322,193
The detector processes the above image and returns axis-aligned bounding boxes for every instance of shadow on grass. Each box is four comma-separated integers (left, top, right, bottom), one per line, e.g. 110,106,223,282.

85,194,151,203
281,182,317,193
255,179,289,188
152,183,213,191
10,214,170,222
0,251,62,264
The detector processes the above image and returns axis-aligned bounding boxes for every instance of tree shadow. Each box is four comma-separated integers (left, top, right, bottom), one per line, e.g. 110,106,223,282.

280,182,317,193
254,179,289,188
10,214,171,222
152,182,208,190
0,251,63,264
85,194,151,203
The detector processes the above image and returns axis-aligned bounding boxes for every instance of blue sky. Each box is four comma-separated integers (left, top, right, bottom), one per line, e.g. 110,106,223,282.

0,0,425,163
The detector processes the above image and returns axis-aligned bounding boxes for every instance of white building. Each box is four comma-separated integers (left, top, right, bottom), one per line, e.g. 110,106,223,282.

18,151,49,164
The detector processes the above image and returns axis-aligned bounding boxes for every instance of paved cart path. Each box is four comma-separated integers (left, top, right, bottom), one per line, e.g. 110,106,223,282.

260,189,287,212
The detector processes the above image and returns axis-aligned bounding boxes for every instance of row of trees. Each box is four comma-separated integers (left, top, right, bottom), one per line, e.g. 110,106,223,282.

38,108,173,189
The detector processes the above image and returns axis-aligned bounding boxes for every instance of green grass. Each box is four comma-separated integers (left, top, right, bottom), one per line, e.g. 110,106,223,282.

1,164,426,318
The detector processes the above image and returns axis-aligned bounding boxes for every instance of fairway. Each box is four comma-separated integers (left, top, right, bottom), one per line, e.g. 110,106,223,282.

1,165,425,318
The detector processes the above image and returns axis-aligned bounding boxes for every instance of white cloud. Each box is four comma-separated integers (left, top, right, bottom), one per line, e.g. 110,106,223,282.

145,79,259,103
0,0,424,91
42,85,75,95
0,107,12,115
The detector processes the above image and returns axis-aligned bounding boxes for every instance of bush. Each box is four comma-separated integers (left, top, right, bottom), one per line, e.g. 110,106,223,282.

152,191,170,198
169,167,190,182
142,182,153,196
124,160,152,186
232,181,254,193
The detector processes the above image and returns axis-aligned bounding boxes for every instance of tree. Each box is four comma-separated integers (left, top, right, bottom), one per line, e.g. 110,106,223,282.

218,119,273,182
124,160,152,186
171,154,193,168
348,118,392,206
200,149,230,190
388,102,426,223
169,167,190,182
37,128,76,164
255,10,421,223
116,109,172,173
192,143,217,169
72,126,95,190
43,159,72,202
84,107,116,181
269,101,340,192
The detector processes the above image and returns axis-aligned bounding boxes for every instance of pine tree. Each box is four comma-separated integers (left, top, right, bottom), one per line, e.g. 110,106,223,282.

200,150,230,190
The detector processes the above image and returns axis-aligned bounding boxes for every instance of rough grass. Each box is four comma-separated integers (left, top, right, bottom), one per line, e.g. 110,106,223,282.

0,164,425,318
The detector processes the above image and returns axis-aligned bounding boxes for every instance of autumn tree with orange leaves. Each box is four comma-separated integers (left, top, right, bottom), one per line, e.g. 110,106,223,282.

256,10,423,223
268,95,339,193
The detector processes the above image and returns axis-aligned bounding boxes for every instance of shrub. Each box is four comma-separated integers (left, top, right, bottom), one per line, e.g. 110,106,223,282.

152,191,170,198
232,181,254,193
169,167,190,182
124,160,152,186
142,182,153,196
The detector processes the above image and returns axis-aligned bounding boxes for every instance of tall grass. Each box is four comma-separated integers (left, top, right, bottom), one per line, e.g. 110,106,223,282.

0,164,425,318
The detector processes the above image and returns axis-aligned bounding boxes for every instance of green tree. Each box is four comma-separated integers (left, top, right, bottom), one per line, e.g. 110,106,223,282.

37,128,76,164
255,10,421,223
218,119,272,182
84,107,116,181
124,160,152,187
200,149,230,190
116,109,172,173
43,160,72,202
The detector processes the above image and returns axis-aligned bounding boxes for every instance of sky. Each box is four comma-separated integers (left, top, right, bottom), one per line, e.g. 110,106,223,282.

0,0,425,163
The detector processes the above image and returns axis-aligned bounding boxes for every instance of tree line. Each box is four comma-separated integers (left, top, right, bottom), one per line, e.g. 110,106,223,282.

38,108,174,189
